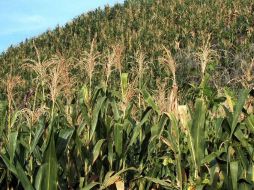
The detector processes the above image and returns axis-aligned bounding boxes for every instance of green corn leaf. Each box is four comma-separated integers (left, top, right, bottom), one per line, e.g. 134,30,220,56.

139,129,151,162
141,88,159,113
166,113,179,152
81,85,90,105
56,128,74,157
120,73,128,100
35,164,47,190
114,124,123,157
223,105,233,130
191,98,206,169
107,138,114,169
0,170,6,184
30,121,45,154
214,117,224,137
0,153,17,176
82,182,100,190
127,124,140,151
236,146,248,175
0,100,7,136
10,110,21,129
230,89,249,137
234,128,253,156
247,164,254,184
125,102,134,118
144,177,175,189
41,131,58,190
201,152,218,164
151,113,167,139
140,107,153,126
100,167,137,190
90,96,106,142
166,113,182,189
91,86,104,105
246,114,254,134
230,161,239,190
0,101,7,114
80,103,90,126
238,181,252,190
123,118,134,138
0,154,34,190
8,131,18,163
33,146,43,163
111,99,120,121
209,165,220,189
92,139,105,164
127,108,152,150
201,149,226,164
16,161,34,190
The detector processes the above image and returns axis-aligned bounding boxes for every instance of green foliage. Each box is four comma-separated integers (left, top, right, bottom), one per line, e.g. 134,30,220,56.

1,0,254,92
0,0,253,189
0,74,253,189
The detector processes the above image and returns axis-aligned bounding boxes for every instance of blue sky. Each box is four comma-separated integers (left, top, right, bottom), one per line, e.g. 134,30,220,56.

0,0,124,53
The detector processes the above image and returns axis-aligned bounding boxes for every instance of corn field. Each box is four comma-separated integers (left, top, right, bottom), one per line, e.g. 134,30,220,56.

0,0,254,189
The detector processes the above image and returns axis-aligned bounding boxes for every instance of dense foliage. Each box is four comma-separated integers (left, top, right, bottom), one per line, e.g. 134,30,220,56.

1,0,254,91
0,0,253,189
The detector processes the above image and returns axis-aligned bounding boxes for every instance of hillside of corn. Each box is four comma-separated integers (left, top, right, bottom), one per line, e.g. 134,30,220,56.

0,0,254,189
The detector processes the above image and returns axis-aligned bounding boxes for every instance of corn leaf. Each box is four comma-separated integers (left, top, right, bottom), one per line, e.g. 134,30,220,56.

166,113,182,189
92,139,105,164
230,89,249,137
0,100,7,136
90,96,106,142
246,114,254,134
30,121,45,154
141,88,159,113
234,128,253,156
35,164,47,190
40,131,58,190
144,177,174,189
127,107,152,150
107,138,114,169
0,153,17,176
191,98,206,169
0,154,34,190
120,73,128,100
8,131,18,163
114,124,123,157
230,161,239,190
100,167,137,190
82,182,100,190
16,161,34,190
56,128,74,157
